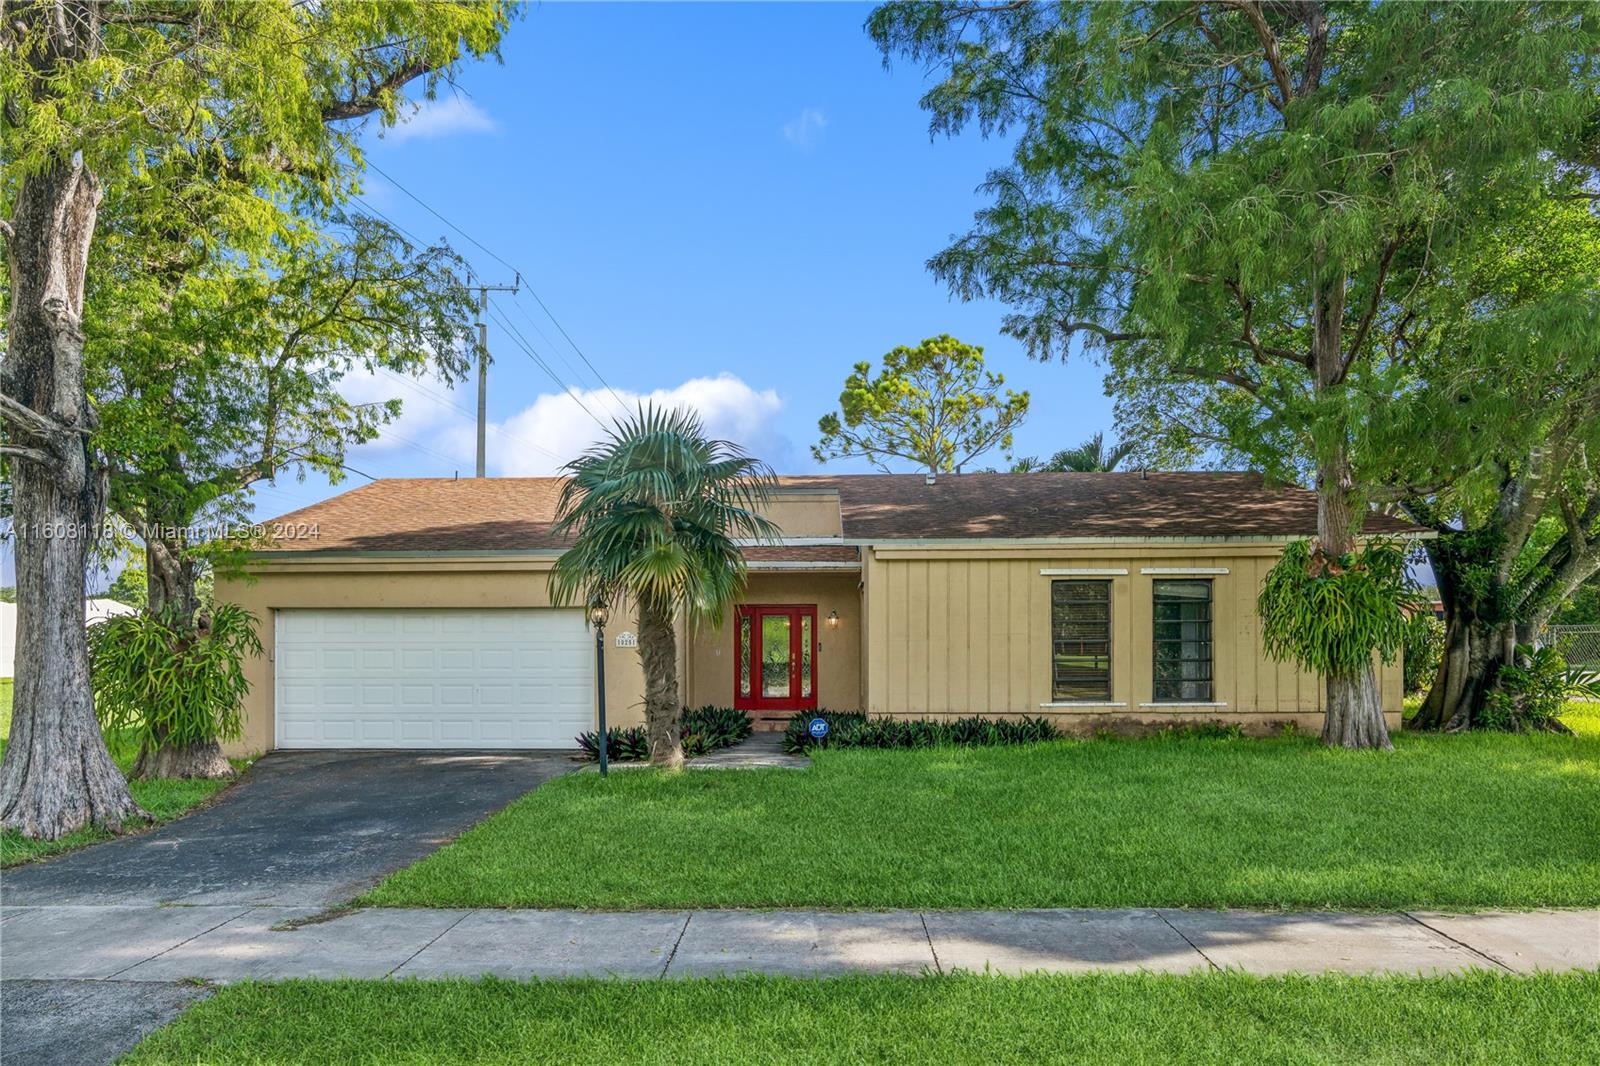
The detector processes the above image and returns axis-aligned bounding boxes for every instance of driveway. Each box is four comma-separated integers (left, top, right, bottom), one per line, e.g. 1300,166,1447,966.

1,749,577,907
2,750,575,1065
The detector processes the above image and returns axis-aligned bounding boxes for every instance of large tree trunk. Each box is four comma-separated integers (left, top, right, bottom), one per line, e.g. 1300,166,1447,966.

1415,615,1511,731
0,154,147,838
1312,280,1391,750
1409,524,1519,732
145,536,201,622
133,543,233,779
637,599,684,770
132,739,232,780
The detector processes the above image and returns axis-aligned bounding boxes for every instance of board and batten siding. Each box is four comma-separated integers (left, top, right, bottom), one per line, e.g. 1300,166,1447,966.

862,544,1402,729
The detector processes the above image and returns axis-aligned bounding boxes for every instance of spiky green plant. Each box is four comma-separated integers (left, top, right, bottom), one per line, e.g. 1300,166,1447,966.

549,407,778,769
1259,539,1424,683
88,603,261,779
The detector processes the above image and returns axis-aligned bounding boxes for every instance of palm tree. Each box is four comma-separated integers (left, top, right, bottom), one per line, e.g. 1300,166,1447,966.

549,407,778,769
1011,432,1136,473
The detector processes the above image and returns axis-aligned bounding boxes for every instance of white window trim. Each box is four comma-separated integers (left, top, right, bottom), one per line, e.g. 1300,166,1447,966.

1138,701,1230,708
1141,567,1229,575
1039,567,1129,576
1040,701,1128,709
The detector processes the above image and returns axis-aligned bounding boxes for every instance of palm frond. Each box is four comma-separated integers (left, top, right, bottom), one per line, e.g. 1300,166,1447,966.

547,403,778,626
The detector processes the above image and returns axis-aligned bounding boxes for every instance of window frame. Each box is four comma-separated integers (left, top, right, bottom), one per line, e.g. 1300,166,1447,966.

1151,578,1214,703
1049,579,1113,702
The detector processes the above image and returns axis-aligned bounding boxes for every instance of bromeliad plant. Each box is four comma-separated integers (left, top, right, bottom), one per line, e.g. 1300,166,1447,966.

1258,539,1425,749
577,706,753,762
88,603,261,779
550,407,778,770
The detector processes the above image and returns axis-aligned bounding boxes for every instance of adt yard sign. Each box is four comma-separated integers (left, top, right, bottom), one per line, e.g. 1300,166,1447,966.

808,717,830,739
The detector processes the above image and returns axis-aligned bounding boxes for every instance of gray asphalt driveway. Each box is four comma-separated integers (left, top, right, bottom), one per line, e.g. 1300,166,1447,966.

2,750,575,1066
0,749,576,907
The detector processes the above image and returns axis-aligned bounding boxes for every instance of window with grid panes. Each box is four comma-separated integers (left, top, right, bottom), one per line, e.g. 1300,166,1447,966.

1153,579,1213,702
1051,580,1111,700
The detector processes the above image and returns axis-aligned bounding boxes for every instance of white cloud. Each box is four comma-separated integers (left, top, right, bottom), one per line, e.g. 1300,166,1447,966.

781,108,827,150
492,375,786,476
388,96,499,143
343,371,789,477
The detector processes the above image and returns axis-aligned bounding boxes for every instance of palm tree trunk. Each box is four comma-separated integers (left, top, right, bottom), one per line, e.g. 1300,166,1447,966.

637,600,684,770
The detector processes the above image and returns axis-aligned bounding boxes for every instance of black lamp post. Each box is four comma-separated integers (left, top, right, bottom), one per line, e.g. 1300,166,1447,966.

589,599,610,777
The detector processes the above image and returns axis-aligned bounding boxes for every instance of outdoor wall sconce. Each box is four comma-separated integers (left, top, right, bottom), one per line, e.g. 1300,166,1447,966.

826,610,840,629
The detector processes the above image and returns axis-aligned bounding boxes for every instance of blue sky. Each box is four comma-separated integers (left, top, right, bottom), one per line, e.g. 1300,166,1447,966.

246,0,1114,520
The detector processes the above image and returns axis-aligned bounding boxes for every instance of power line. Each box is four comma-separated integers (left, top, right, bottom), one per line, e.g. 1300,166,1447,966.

361,160,629,411
352,190,610,441
504,294,630,420
485,299,610,432
517,286,631,417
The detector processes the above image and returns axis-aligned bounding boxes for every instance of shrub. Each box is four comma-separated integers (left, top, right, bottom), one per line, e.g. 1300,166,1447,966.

88,603,261,778
576,706,752,762
576,727,652,762
1483,645,1600,733
783,711,1060,754
681,704,754,755
1403,614,1447,695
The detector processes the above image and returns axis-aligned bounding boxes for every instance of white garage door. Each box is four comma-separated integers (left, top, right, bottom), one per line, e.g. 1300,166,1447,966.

275,609,592,749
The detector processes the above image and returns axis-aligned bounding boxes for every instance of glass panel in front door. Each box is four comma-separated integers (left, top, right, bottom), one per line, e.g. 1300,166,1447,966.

738,613,752,698
761,614,792,697
800,615,813,698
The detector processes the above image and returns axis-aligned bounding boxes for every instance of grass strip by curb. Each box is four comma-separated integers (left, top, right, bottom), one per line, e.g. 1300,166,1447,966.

123,970,1600,1065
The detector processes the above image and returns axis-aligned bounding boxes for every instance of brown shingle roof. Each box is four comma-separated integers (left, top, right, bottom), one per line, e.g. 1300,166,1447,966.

742,545,861,564
258,472,1420,554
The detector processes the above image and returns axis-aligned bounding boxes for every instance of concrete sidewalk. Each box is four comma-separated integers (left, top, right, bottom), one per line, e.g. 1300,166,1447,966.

3,905,1595,981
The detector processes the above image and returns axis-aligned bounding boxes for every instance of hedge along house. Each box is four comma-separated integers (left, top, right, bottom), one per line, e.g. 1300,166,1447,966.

218,472,1421,755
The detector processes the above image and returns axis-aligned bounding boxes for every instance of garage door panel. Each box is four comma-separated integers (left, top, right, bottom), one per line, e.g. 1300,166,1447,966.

275,609,592,749
360,648,396,671
437,649,475,672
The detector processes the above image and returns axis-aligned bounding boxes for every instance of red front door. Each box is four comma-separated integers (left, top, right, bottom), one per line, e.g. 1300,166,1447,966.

734,604,817,712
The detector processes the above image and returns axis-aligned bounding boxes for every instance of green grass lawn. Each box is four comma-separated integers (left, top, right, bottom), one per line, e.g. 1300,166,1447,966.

122,971,1600,1065
1564,699,1600,737
0,677,240,866
364,726,1600,911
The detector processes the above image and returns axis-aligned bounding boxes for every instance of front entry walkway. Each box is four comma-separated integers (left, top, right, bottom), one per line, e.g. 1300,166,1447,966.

4,905,1595,982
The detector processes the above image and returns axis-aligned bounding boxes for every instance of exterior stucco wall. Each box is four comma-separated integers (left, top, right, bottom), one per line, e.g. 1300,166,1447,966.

685,571,864,713
217,556,653,756
758,490,844,537
862,542,1403,734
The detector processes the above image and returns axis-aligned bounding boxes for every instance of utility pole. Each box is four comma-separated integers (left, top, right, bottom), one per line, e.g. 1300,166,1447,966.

473,274,520,477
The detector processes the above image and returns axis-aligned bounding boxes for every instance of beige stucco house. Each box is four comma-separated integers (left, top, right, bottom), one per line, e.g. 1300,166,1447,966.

219,472,1415,755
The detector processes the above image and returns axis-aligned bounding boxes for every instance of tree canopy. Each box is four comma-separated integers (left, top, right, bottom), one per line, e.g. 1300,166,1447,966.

1,0,514,838
870,0,1600,746
813,334,1029,474
1011,432,1135,473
